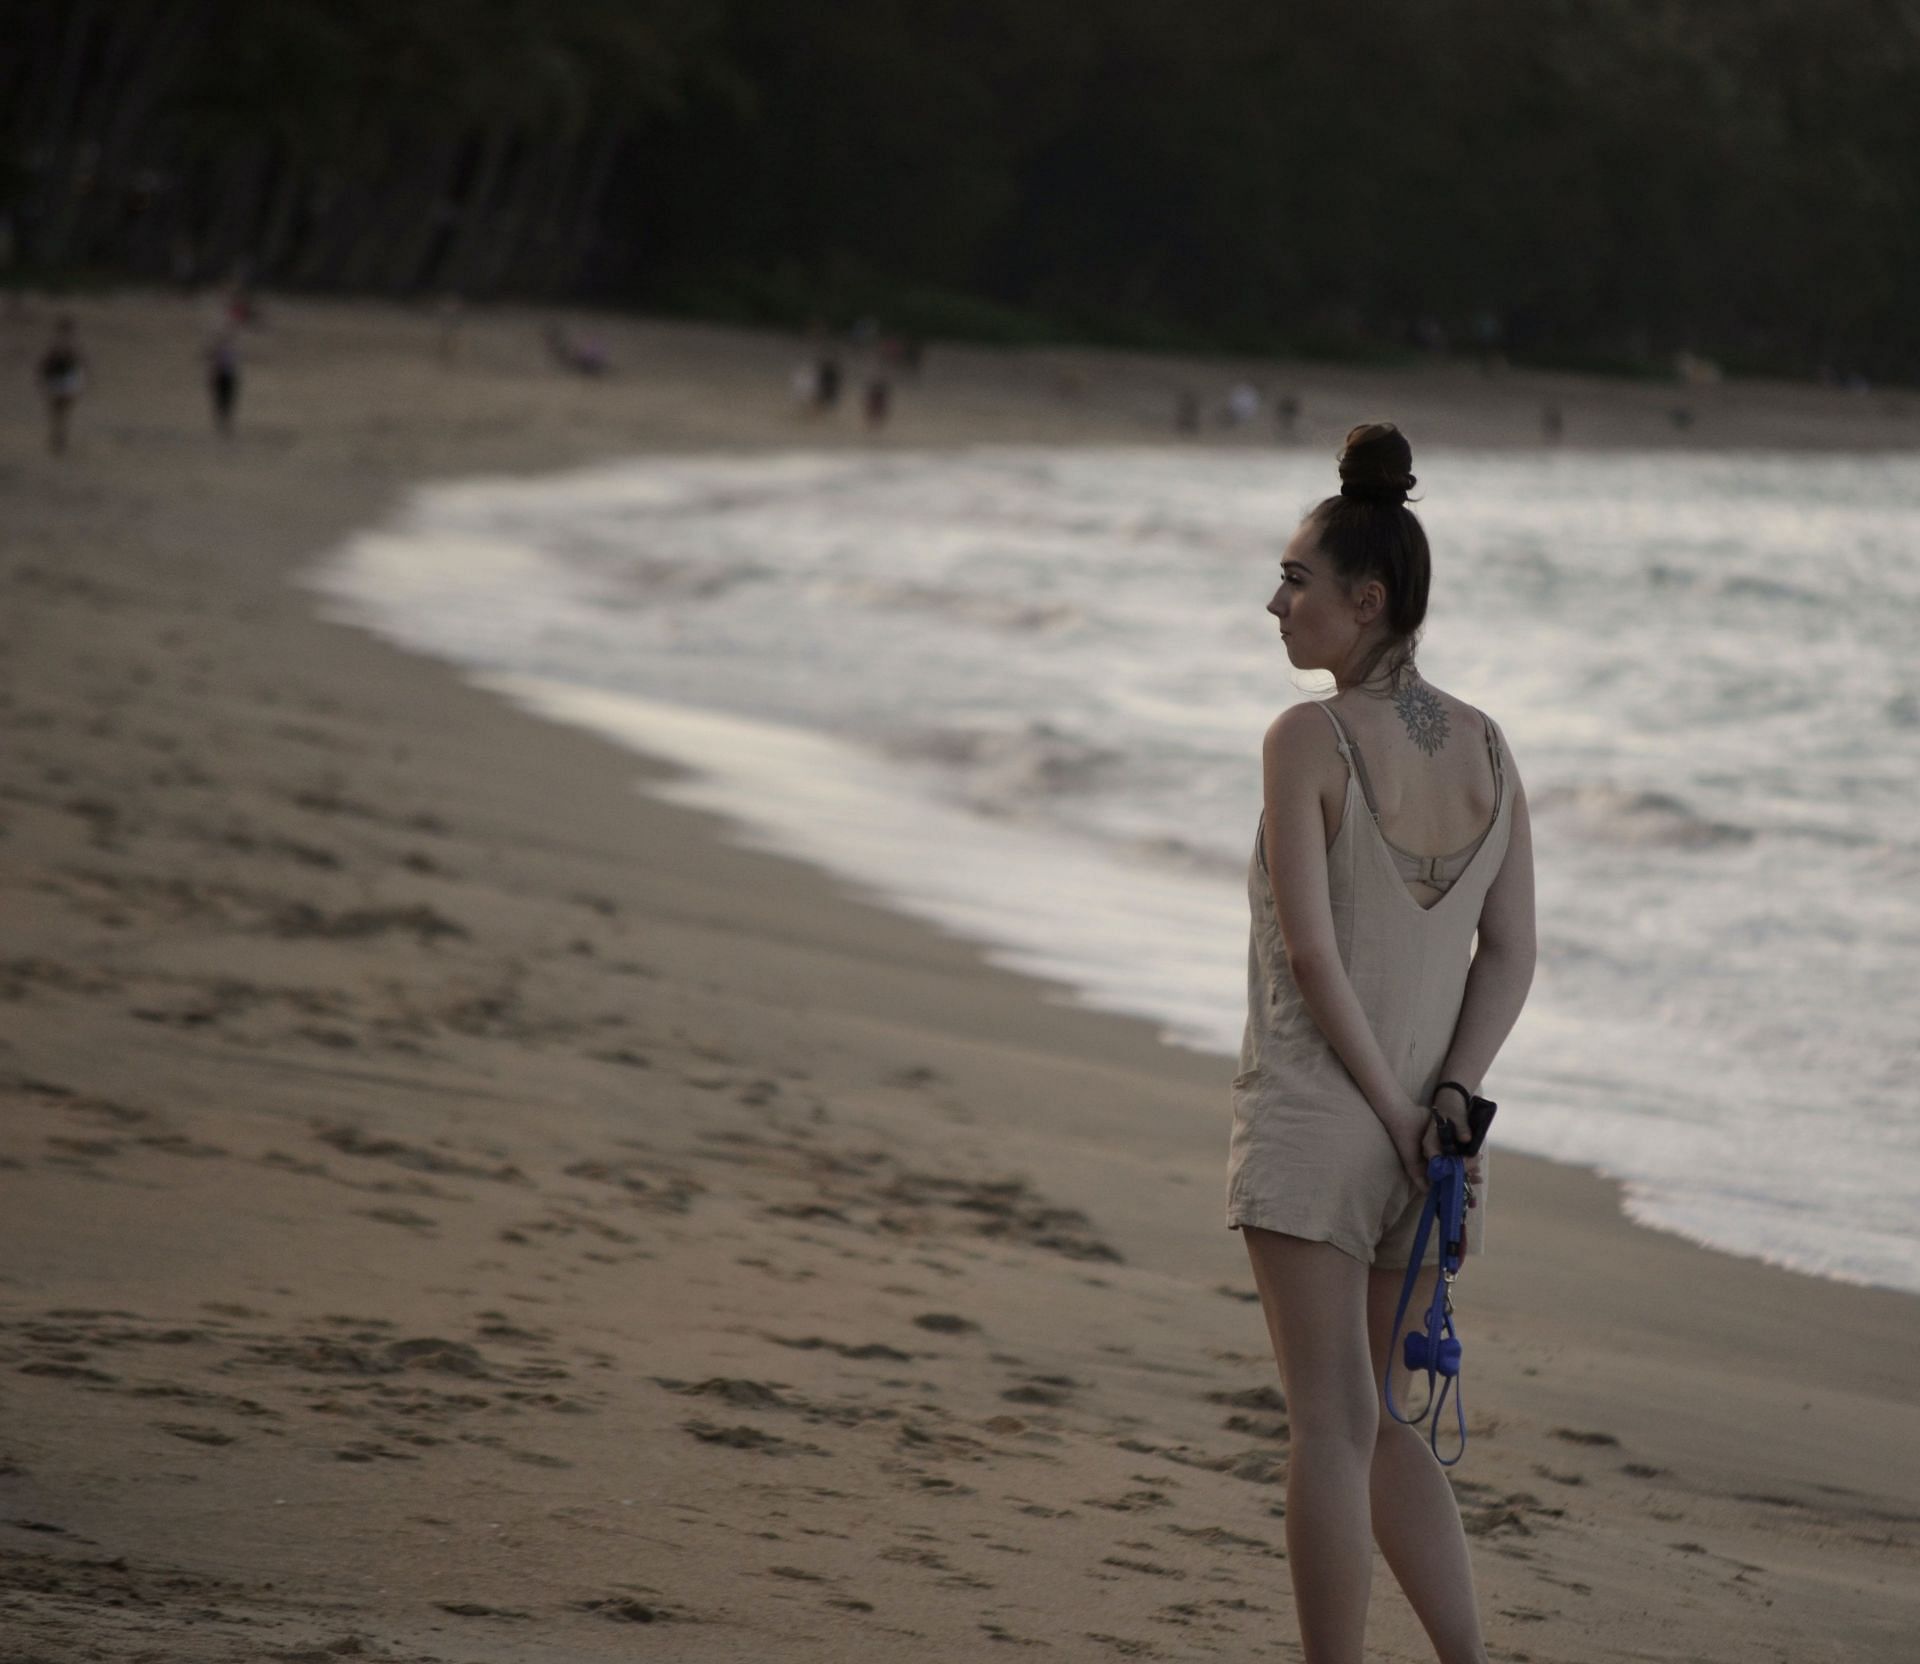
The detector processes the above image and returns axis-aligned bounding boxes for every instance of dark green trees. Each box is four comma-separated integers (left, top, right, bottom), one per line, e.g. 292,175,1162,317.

6,0,1917,380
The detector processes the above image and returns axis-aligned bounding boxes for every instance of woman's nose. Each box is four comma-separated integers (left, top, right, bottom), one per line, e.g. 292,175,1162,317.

1267,590,1287,619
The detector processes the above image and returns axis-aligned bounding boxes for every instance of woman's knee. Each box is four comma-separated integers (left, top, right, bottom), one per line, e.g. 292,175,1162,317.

1242,1229,1377,1450
1291,1374,1380,1453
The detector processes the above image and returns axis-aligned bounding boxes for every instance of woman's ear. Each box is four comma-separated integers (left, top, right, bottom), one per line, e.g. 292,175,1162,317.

1352,577,1387,625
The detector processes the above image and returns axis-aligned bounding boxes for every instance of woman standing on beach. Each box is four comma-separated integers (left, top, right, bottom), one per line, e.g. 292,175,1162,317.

1226,423,1536,1664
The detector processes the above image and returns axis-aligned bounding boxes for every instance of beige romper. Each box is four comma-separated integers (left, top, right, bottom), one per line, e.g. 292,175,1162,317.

1226,702,1511,1268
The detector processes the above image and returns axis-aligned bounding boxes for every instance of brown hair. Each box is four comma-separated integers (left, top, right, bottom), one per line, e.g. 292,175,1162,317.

1305,421,1430,686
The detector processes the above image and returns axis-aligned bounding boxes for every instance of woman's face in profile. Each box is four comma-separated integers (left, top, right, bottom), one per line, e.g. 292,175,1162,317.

1267,525,1346,672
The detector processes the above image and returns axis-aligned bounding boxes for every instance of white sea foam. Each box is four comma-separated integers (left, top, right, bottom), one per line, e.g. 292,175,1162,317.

306,446,1920,1295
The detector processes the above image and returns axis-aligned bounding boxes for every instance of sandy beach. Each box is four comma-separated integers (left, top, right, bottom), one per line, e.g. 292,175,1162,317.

4,291,1917,1663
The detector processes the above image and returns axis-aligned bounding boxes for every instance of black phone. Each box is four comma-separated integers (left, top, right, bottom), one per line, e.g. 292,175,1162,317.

1438,1095,1497,1158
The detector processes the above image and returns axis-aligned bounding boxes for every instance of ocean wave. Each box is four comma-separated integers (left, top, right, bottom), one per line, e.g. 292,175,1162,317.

1123,833,1247,879
1532,784,1755,849
589,554,773,604
883,721,1120,804
1719,574,1820,605
828,577,1080,632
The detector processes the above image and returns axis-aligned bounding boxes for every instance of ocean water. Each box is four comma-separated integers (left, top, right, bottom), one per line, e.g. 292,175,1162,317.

305,447,1920,1296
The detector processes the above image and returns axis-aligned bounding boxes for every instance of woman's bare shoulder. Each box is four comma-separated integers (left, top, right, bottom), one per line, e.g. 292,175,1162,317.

1421,683,1511,744
1263,699,1340,759
1428,688,1525,789
1262,703,1349,812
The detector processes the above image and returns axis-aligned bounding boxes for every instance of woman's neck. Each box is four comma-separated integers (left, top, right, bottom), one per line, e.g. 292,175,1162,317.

1333,646,1413,697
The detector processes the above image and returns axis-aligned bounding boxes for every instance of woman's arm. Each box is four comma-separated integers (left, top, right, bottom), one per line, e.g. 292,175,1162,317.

1261,707,1428,1180
1434,763,1537,1120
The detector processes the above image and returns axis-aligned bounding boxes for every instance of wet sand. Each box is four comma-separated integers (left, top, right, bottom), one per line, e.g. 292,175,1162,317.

3,290,1917,1661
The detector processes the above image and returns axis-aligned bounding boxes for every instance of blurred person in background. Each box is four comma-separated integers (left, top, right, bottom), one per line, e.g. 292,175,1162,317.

37,316,87,454
206,324,242,437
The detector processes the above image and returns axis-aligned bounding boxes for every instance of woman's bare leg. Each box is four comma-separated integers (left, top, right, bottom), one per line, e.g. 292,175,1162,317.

1366,1263,1491,1664
1242,1226,1377,1664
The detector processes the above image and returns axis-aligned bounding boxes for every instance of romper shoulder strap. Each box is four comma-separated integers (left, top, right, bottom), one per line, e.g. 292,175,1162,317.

1477,710,1507,813
1314,700,1353,759
1317,703,1380,821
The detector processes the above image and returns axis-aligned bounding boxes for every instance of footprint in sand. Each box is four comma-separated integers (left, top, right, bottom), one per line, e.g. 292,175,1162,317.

1001,1374,1078,1407
317,1123,526,1184
271,901,468,944
589,1047,651,1069
153,1423,239,1447
1207,1383,1285,1411
654,1375,890,1431
472,1312,553,1345
11,1079,148,1129
1118,1435,1285,1489
680,1418,827,1456
559,1155,701,1213
211,824,341,869
912,1313,979,1335
732,1255,817,1283
241,1332,493,1381
335,1441,419,1463
354,1206,439,1233
655,1376,797,1413
980,1621,1047,1649
1100,1554,1185,1580
761,1333,915,1362
574,1594,671,1623
1161,1523,1281,1559
1085,1489,1173,1513
18,1361,118,1384
1461,1490,1568,1538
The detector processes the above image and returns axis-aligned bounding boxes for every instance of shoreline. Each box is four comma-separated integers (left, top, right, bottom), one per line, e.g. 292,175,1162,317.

5,290,1916,1661
314,441,1920,1303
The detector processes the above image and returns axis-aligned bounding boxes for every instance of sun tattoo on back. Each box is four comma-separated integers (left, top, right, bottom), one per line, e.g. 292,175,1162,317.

1395,675,1450,756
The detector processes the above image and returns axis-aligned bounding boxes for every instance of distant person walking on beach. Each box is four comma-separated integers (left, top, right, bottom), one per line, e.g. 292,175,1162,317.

1227,423,1536,1664
543,321,610,377
37,316,87,454
813,353,843,412
206,326,242,436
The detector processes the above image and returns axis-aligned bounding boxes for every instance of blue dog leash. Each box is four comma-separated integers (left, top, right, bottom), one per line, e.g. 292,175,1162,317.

1383,1089,1495,1467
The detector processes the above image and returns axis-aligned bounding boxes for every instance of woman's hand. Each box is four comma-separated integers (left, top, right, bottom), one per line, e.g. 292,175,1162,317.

1389,1100,1431,1193
1420,1102,1487,1200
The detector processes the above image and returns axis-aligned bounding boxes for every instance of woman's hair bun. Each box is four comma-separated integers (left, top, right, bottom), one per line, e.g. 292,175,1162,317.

1337,421,1416,505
